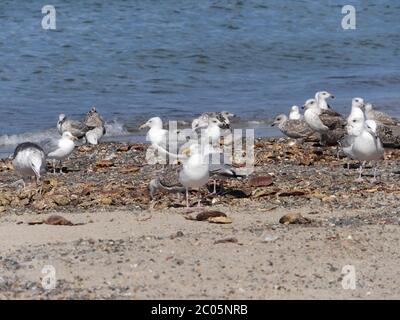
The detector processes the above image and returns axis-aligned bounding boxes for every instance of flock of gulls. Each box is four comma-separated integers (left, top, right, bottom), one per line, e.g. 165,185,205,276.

10,90,400,207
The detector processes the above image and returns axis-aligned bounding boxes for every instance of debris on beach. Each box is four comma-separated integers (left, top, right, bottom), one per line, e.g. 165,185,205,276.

1,138,400,215
214,237,238,244
279,213,311,225
28,215,82,226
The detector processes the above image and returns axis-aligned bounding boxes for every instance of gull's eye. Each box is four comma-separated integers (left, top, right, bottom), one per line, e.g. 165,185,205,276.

353,119,357,123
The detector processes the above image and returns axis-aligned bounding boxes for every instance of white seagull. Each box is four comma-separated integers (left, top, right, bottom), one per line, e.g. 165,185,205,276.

288,105,303,120
346,108,384,182
12,142,46,187
42,131,77,174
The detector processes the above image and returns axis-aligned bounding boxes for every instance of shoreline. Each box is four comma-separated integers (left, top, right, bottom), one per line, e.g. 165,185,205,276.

1,137,400,299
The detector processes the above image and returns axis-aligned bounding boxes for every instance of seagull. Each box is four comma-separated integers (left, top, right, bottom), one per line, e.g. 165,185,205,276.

346,110,384,182
151,143,210,207
139,117,188,165
315,91,335,110
193,116,227,147
42,131,76,174
193,111,235,130
84,107,106,145
57,114,94,140
350,99,400,147
303,98,346,146
272,114,319,142
139,117,168,146
12,142,46,187
179,143,210,207
364,103,399,126
289,106,303,120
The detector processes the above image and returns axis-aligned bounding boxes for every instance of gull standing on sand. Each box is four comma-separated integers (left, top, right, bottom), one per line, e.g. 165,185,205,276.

288,106,303,120
151,143,210,207
42,131,77,174
179,143,210,207
139,117,168,146
272,114,319,142
338,99,365,167
57,114,93,140
364,103,399,126
303,98,346,146
346,109,384,182
12,142,46,187
84,107,106,145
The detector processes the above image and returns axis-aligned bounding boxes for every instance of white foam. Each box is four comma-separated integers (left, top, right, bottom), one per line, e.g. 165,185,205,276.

0,120,129,148
104,120,130,136
0,129,59,147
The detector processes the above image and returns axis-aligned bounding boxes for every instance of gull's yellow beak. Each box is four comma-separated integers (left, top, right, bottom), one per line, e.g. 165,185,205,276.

139,123,147,130
181,147,191,156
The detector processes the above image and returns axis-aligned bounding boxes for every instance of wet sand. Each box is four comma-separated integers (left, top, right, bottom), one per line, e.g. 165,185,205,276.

1,138,400,299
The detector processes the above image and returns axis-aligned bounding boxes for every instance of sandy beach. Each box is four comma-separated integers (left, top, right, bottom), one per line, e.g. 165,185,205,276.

1,138,400,299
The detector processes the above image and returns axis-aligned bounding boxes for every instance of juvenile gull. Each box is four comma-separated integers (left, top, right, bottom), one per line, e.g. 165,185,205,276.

373,122,400,148
289,106,303,120
42,131,76,174
364,103,399,126
193,111,235,130
303,98,346,145
272,114,319,142
84,107,106,145
57,114,94,140
12,142,46,187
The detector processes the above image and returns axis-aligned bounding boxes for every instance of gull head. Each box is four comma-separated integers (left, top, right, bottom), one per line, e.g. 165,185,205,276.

347,114,365,136
208,117,227,129
315,91,335,101
62,131,77,141
58,114,66,121
272,114,288,127
139,117,163,130
364,103,373,112
351,97,365,109
365,119,377,133
302,98,317,110
290,105,300,113
221,111,236,119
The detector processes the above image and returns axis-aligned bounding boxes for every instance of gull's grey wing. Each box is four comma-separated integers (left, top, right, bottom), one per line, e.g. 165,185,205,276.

339,135,355,148
282,120,316,139
40,138,60,155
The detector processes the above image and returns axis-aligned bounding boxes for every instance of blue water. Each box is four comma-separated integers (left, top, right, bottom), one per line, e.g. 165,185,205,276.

0,0,400,154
